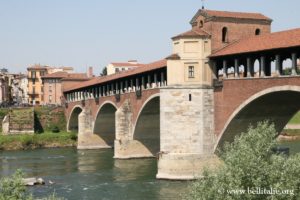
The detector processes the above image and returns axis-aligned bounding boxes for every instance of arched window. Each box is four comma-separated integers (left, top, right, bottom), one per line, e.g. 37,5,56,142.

199,20,204,28
222,27,228,43
255,28,261,35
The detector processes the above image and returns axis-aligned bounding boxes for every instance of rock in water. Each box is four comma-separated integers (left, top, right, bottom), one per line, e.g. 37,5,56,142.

23,177,45,186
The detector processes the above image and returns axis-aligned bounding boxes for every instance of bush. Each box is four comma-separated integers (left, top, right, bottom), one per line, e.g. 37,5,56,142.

0,170,33,200
184,121,300,200
0,170,65,200
51,126,60,133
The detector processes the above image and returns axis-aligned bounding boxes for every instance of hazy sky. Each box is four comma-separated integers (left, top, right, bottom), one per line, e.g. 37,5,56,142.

1,0,299,75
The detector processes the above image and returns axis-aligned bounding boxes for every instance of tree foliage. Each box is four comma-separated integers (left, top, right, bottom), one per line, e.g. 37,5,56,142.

184,121,300,200
100,67,107,76
0,170,64,200
0,170,33,200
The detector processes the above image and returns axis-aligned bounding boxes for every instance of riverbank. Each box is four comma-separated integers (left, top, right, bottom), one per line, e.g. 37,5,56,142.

0,132,77,151
278,129,300,141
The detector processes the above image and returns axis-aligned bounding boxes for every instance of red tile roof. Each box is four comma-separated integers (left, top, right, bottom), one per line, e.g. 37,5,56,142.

111,62,144,67
166,53,181,60
64,59,167,92
42,72,88,79
172,29,210,40
204,9,272,21
210,28,300,57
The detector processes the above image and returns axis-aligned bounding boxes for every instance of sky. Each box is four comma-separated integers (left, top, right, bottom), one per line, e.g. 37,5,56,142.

0,0,299,75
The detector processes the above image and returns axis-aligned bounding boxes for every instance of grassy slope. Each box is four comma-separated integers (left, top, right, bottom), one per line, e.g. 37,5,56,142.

0,132,77,151
288,111,300,124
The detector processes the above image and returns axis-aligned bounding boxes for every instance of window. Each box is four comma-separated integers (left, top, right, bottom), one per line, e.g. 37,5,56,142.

32,87,35,94
199,20,204,28
32,79,35,85
31,71,36,78
115,68,120,73
222,27,228,43
188,66,195,78
40,71,45,77
122,68,125,71
49,85,52,93
49,95,52,103
255,28,261,35
204,41,209,53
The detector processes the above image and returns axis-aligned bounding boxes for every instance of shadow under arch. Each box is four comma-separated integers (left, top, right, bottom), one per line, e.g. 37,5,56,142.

133,95,160,156
67,106,83,132
215,86,300,151
93,101,117,147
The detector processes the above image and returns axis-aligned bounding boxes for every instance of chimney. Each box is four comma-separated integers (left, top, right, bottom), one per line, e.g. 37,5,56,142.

87,67,93,78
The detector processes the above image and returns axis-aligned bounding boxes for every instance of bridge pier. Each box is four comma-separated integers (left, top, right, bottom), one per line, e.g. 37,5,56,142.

114,100,156,159
157,86,219,180
78,108,112,149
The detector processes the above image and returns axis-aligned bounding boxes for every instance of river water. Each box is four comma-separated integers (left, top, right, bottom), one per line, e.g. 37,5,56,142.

0,140,299,200
0,148,189,200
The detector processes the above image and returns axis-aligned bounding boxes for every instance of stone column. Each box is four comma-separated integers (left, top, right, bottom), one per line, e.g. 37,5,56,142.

157,86,219,180
275,54,281,76
223,60,227,78
141,77,145,90
292,53,297,75
247,57,252,77
234,59,239,78
161,72,165,86
260,56,266,77
120,82,124,94
154,73,158,88
147,74,151,89
136,78,139,91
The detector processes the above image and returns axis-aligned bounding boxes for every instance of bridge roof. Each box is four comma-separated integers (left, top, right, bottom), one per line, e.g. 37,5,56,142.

210,28,300,58
64,59,167,92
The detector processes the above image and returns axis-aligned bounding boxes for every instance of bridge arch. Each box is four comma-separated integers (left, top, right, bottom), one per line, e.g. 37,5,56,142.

133,94,160,156
216,86,300,150
67,105,83,132
93,101,117,147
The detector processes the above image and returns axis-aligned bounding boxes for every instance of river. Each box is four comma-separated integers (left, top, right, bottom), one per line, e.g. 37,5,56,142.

0,140,299,200
0,148,189,200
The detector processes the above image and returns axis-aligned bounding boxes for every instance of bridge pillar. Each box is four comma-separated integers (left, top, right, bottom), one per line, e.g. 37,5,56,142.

260,56,266,77
157,86,219,180
292,52,297,75
275,54,282,76
114,100,155,159
77,108,106,149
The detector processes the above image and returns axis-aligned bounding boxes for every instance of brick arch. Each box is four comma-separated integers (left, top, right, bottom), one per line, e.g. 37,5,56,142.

93,101,118,147
67,105,83,132
215,85,300,150
132,94,160,156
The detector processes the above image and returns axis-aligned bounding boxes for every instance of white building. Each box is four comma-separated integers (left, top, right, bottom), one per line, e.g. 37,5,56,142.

106,60,144,75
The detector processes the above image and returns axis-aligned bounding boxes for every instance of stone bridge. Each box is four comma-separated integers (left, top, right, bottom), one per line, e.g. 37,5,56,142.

63,9,300,180
65,88,160,158
214,77,300,148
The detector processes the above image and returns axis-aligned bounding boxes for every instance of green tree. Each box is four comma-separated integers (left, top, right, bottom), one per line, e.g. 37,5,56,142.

100,67,107,76
184,121,300,200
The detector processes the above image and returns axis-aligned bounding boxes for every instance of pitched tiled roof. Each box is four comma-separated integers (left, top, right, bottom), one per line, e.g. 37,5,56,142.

204,9,272,21
64,59,167,92
172,29,210,40
41,72,68,78
42,72,88,79
111,62,144,67
190,9,272,24
166,53,181,60
210,28,300,58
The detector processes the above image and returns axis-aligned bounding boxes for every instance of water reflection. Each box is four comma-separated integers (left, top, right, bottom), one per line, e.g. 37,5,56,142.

113,158,156,181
